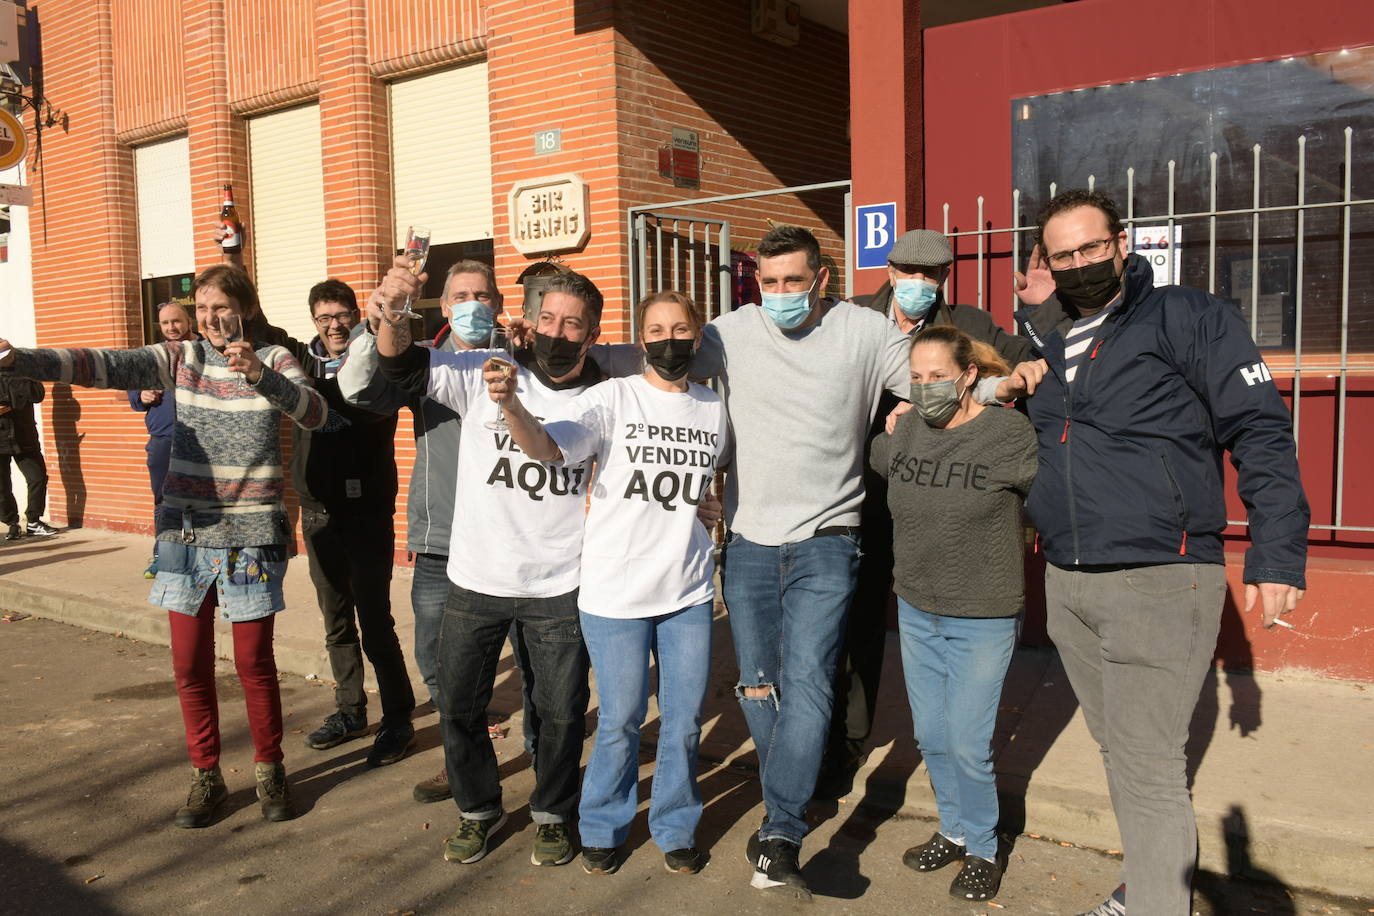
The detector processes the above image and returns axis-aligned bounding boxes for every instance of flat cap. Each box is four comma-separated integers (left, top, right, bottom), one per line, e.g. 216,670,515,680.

887,229,953,268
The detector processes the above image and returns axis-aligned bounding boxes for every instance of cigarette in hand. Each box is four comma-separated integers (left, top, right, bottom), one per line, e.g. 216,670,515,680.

1272,618,1296,630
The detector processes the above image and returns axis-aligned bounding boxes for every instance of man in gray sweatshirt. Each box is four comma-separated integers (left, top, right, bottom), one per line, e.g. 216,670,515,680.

698,225,911,902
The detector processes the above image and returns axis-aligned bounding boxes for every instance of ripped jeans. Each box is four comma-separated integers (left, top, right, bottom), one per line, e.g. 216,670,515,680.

722,531,861,846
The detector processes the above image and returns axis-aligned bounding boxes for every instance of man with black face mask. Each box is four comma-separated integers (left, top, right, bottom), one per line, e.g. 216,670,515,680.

1008,190,1309,916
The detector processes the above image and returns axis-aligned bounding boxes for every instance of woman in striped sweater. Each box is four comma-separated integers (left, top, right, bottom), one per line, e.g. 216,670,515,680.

0,265,327,828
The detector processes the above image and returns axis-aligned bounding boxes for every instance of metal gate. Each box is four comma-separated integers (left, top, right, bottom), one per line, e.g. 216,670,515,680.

935,129,1373,535
627,180,853,338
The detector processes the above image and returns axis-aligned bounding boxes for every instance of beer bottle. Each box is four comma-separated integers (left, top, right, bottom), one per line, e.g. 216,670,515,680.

220,184,242,252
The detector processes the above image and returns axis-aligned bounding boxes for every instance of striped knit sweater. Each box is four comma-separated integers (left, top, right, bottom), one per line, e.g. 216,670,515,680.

12,340,327,548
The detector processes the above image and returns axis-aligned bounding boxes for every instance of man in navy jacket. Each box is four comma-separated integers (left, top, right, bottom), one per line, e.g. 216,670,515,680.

1008,190,1308,916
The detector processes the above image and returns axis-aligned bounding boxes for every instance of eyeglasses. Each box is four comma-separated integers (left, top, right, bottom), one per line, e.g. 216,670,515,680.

1046,237,1119,270
312,311,357,327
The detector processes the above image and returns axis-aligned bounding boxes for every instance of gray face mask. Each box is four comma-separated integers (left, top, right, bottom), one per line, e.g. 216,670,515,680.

909,378,964,427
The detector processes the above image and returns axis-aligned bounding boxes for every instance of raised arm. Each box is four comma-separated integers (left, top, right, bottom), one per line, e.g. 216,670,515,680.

1,338,176,391
484,360,561,462
252,346,328,431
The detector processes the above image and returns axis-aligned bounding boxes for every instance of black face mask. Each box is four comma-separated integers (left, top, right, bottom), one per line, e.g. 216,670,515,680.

1051,257,1122,313
643,338,695,381
532,331,586,379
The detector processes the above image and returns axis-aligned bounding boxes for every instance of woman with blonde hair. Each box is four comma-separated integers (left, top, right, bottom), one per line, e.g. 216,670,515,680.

872,325,1037,902
485,290,729,877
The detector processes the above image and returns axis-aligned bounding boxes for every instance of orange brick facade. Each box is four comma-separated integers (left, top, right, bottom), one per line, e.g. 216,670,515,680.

25,0,849,553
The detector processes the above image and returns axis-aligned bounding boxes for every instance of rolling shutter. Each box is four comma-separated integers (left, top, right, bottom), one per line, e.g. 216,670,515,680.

248,104,327,343
134,136,194,279
389,61,494,249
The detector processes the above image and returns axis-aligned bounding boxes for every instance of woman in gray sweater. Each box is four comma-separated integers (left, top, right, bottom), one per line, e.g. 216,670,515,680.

870,325,1037,903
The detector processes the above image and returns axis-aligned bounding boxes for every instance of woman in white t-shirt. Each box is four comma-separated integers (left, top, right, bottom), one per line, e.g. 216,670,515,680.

485,291,729,878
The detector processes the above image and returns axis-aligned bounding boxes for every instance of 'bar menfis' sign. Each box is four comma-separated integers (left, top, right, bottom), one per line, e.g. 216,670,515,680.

508,174,592,256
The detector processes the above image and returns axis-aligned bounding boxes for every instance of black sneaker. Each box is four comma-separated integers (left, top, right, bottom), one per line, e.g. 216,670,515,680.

367,722,415,767
25,520,58,537
748,835,812,903
306,711,368,749
581,846,621,875
663,846,706,874
4,524,24,541
173,766,227,828
413,768,452,803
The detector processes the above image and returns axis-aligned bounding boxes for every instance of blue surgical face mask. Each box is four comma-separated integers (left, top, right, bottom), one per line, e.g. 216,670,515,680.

892,278,940,319
449,299,495,346
760,275,820,330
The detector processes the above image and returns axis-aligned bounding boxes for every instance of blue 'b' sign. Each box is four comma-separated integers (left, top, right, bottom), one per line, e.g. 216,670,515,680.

855,202,898,269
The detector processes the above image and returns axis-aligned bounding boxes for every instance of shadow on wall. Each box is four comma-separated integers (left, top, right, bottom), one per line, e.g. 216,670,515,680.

49,384,86,527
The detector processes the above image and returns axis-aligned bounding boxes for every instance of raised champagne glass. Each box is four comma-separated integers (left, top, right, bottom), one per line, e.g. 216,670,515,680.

394,225,431,320
484,325,516,432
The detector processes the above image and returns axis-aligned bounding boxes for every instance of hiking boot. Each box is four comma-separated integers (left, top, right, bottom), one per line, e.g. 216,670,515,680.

581,846,621,875
26,520,58,537
1076,884,1127,916
305,711,368,749
254,762,295,822
902,831,966,872
367,722,415,767
4,524,24,541
143,556,158,579
443,812,507,864
413,768,452,804
663,846,706,874
748,835,812,903
531,822,575,866
173,766,227,828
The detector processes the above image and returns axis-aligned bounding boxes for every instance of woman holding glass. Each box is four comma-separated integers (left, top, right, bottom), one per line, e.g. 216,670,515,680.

0,264,326,828
870,325,1037,902
485,291,729,877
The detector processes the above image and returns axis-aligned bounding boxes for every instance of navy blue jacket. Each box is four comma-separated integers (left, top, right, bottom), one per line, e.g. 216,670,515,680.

1015,253,1309,588
128,387,176,439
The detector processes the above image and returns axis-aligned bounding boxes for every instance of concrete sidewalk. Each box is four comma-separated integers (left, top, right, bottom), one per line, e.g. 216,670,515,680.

2,527,1371,900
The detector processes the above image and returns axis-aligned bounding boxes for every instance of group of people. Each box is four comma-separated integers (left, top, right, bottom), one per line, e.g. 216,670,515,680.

0,188,1309,915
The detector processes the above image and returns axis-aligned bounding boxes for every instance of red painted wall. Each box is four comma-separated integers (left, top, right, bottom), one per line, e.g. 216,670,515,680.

921,0,1374,678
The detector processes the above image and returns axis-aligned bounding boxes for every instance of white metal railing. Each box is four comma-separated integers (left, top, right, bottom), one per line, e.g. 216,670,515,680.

938,129,1371,535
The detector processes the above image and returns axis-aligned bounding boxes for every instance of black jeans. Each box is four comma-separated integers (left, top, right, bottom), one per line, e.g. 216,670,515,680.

0,449,48,526
302,507,415,726
437,584,589,823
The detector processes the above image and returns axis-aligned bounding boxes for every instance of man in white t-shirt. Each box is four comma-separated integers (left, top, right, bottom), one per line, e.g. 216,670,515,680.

374,267,608,870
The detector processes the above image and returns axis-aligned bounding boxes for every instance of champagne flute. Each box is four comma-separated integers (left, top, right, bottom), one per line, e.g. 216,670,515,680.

395,225,431,320
219,311,247,389
484,325,516,432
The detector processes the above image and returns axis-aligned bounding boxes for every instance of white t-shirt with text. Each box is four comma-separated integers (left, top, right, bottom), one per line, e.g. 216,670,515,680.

546,375,730,619
426,349,596,598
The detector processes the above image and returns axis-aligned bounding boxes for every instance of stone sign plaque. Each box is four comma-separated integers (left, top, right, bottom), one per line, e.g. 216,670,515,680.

508,174,591,256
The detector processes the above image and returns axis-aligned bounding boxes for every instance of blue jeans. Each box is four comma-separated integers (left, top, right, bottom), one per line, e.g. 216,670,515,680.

579,603,713,853
896,597,1018,860
436,585,588,823
722,532,861,846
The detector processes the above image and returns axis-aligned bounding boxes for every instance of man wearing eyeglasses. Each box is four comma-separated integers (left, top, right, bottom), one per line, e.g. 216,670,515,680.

292,278,417,768
1007,190,1308,915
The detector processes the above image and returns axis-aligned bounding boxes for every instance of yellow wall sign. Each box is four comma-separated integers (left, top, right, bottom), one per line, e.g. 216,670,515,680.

0,109,27,170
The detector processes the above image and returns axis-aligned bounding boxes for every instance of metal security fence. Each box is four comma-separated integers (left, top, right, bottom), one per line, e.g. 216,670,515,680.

938,129,1372,534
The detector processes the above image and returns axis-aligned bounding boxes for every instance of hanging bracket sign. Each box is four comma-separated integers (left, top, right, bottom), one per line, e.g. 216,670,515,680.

0,109,27,171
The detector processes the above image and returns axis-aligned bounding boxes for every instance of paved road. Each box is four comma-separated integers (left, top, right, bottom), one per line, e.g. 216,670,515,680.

3,616,1368,915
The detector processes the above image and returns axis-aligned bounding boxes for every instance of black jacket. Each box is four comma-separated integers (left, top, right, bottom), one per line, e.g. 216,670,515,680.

1015,254,1309,587
0,375,44,456
288,339,399,517
857,283,1032,367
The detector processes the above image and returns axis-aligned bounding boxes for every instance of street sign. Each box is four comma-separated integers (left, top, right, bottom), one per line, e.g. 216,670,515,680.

855,201,897,269
1130,225,1182,286
0,181,31,206
0,109,26,170
533,128,561,155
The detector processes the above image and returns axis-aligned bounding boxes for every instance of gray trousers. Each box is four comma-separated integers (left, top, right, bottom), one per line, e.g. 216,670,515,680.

1045,562,1227,916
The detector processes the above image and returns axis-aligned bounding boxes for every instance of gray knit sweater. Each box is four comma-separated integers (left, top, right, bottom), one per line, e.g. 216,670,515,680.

871,405,1038,618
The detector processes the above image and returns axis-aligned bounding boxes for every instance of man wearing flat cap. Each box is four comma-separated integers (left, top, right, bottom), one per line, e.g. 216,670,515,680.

816,229,1032,799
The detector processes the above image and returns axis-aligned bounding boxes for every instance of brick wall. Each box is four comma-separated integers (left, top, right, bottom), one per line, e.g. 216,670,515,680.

27,0,851,550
